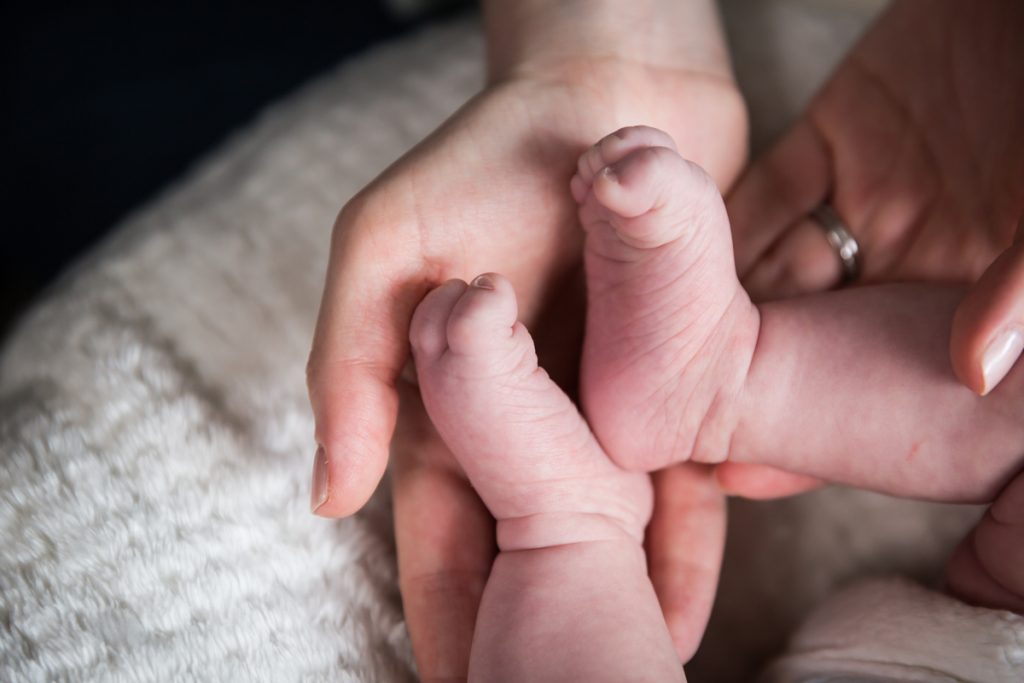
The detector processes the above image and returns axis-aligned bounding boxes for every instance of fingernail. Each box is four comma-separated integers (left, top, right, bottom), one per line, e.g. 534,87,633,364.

311,446,329,513
981,327,1024,395
471,274,494,290
601,165,618,183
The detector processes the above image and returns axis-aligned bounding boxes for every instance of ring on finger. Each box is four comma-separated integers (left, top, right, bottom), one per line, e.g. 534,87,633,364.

810,203,861,284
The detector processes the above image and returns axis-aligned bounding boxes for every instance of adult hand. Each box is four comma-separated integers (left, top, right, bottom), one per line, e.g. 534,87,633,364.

728,0,1024,300
951,217,1024,395
947,466,1024,613
307,1,748,675
719,0,1024,500
721,0,1024,620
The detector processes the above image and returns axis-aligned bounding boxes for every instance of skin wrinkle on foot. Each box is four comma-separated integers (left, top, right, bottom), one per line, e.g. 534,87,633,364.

410,127,1024,680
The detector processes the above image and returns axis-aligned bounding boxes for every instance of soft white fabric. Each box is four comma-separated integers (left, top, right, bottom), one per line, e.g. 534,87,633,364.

762,578,1024,682
1,4,1020,682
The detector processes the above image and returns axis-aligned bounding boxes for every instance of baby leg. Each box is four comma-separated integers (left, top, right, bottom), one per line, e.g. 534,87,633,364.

410,274,684,682
574,126,1024,502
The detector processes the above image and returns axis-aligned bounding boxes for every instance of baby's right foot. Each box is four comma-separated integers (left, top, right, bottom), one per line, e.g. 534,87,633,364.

409,274,652,551
573,126,760,470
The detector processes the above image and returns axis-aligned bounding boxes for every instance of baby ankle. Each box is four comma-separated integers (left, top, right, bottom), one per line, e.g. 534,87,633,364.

496,511,644,553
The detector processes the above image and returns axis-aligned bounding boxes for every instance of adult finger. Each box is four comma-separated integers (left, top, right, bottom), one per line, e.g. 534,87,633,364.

646,464,726,662
947,530,1024,615
714,462,823,500
946,468,1024,613
741,216,844,301
950,218,1024,395
307,199,431,517
727,117,831,280
392,384,495,681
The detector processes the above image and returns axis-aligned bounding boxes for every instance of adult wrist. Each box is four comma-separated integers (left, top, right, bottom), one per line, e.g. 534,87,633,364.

483,0,732,85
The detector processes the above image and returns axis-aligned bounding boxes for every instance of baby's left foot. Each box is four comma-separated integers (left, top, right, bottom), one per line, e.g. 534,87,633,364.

572,126,759,470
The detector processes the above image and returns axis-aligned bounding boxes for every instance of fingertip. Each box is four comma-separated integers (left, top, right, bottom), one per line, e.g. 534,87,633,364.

714,462,823,499
979,327,1024,396
308,365,400,517
950,240,1024,396
665,611,702,664
312,437,390,517
310,446,329,512
949,290,992,396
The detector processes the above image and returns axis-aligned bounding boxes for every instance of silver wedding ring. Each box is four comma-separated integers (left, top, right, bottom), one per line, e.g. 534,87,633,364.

811,204,861,283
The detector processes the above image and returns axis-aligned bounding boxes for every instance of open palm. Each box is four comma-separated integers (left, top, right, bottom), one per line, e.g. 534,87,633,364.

729,0,1024,298
308,62,746,676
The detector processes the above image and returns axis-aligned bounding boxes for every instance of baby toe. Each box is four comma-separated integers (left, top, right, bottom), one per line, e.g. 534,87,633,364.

410,279,469,362
573,126,679,197
445,273,522,358
593,146,719,249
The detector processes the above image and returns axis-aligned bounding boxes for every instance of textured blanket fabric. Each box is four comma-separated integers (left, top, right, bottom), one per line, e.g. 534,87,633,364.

1,3,1021,682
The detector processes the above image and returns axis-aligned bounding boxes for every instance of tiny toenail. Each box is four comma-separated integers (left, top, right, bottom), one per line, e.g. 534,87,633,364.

471,274,494,290
601,166,619,182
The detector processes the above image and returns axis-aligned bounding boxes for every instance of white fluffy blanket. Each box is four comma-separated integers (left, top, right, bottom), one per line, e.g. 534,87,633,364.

2,3,1021,681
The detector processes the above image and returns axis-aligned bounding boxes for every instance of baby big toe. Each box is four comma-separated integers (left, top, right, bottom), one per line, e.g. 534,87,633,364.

444,273,530,362
410,278,468,361
573,126,678,198
590,146,719,250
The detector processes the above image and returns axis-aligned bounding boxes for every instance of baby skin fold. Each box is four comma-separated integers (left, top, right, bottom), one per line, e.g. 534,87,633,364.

410,126,1024,681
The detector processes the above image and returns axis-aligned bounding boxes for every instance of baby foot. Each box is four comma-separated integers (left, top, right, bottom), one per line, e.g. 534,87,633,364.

572,126,759,471
409,274,652,551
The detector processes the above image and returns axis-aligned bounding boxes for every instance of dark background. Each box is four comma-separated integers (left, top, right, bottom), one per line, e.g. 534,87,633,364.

1,0,468,334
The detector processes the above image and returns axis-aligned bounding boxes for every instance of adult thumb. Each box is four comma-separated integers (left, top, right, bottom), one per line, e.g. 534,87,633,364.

951,218,1024,395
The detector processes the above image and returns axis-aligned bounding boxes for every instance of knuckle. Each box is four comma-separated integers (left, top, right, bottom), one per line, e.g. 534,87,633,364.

331,187,403,254
331,191,375,250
